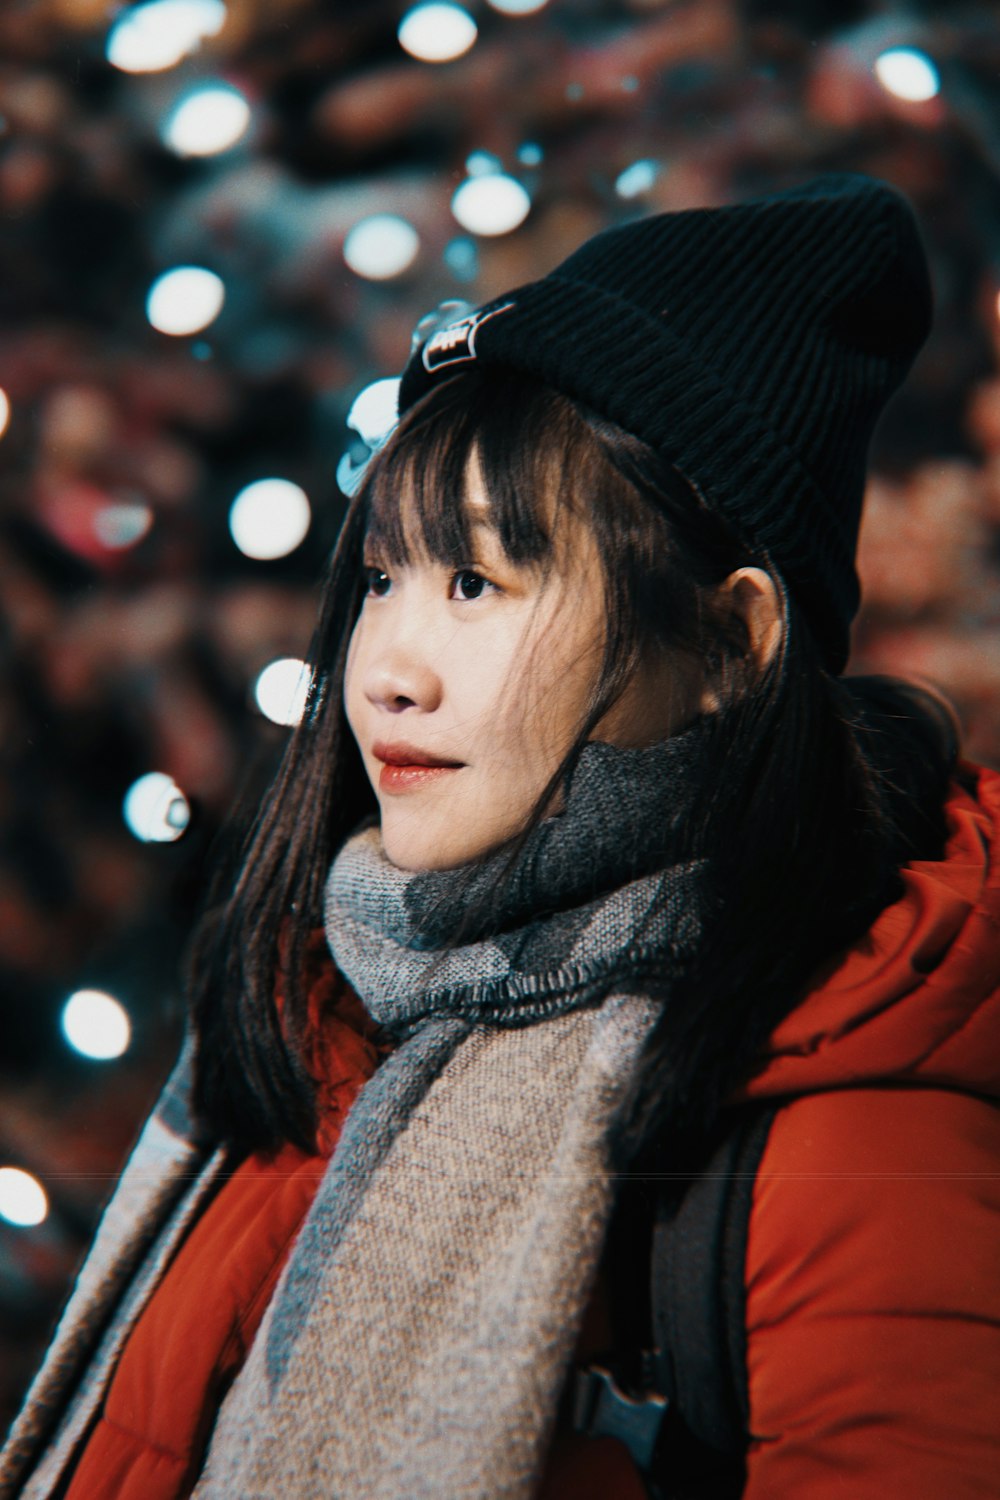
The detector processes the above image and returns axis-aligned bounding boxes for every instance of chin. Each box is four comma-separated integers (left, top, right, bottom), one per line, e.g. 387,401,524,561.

380,818,503,873
383,844,444,873
380,822,459,873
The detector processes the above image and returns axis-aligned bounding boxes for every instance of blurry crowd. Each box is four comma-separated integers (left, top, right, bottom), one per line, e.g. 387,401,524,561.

2,0,1000,1419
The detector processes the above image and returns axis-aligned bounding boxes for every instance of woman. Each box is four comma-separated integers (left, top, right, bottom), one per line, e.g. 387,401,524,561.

3,175,998,1500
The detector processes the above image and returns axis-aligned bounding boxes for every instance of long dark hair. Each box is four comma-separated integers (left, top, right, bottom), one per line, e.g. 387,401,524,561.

188,366,956,1157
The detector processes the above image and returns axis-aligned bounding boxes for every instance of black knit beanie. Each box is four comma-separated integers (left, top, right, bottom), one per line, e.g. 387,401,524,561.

398,173,932,674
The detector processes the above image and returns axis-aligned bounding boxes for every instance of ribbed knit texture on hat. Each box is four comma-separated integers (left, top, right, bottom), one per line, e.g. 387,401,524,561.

399,174,932,671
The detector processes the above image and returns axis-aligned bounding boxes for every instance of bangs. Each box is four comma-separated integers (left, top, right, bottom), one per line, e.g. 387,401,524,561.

360,368,589,569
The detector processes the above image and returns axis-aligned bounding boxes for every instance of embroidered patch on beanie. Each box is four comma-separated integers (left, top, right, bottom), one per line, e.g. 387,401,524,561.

422,300,516,372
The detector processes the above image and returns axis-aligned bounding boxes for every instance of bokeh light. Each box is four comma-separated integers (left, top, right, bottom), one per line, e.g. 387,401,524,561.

123,772,191,843
93,501,154,550
162,82,251,157
487,0,549,13
0,389,10,440
444,237,478,280
61,990,132,1061
451,173,531,235
336,450,369,498
615,159,660,199
343,214,420,281
146,266,225,336
398,3,478,63
873,47,940,103
0,1168,48,1228
347,378,401,447
106,0,227,75
229,478,311,560
466,150,502,177
254,658,312,726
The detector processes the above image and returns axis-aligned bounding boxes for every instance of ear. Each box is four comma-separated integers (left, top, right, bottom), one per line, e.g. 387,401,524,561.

715,566,783,670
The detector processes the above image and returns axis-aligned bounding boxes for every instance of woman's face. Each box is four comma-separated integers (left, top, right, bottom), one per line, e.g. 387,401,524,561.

344,461,690,871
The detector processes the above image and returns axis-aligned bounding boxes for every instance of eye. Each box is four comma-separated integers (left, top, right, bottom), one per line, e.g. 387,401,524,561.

450,569,494,601
364,565,392,597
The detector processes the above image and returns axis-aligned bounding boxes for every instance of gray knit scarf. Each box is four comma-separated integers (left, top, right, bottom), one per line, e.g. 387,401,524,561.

193,725,713,1500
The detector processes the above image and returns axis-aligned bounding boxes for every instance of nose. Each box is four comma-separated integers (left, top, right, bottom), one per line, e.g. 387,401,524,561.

362,641,443,715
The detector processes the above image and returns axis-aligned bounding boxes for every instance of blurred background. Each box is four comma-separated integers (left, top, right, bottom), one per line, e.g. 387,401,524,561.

2,0,1000,1422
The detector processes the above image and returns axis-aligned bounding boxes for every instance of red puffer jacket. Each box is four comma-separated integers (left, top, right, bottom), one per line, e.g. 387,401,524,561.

65,767,1000,1500
554,768,1000,1494
735,762,1000,1497
545,762,1000,1498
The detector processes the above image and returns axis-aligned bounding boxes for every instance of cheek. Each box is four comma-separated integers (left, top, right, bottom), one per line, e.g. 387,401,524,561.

342,618,365,737
452,618,523,723
495,615,603,771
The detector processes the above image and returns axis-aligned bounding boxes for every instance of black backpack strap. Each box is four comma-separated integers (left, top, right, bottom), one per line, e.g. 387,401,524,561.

650,1107,777,1459
569,1108,777,1496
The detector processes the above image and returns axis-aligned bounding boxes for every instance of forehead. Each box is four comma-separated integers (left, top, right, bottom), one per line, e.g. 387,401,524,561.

361,413,597,580
462,449,491,516
362,438,500,553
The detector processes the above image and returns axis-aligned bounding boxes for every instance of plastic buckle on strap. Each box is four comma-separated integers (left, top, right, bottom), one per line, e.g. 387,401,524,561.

571,1362,670,1472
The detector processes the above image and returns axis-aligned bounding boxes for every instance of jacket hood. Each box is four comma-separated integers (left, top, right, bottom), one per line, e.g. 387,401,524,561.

743,763,1000,1104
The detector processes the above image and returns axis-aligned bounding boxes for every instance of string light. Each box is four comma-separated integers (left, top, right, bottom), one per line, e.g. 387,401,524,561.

162,82,251,156
123,772,191,843
398,3,478,63
343,215,420,281
146,266,225,336
61,990,132,1061
0,388,10,440
229,478,311,560
254,658,312,726
873,47,940,103
451,173,531,236
107,0,227,75
0,1168,48,1228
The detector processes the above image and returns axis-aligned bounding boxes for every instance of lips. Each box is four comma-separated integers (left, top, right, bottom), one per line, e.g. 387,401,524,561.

372,740,464,795
373,741,463,769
